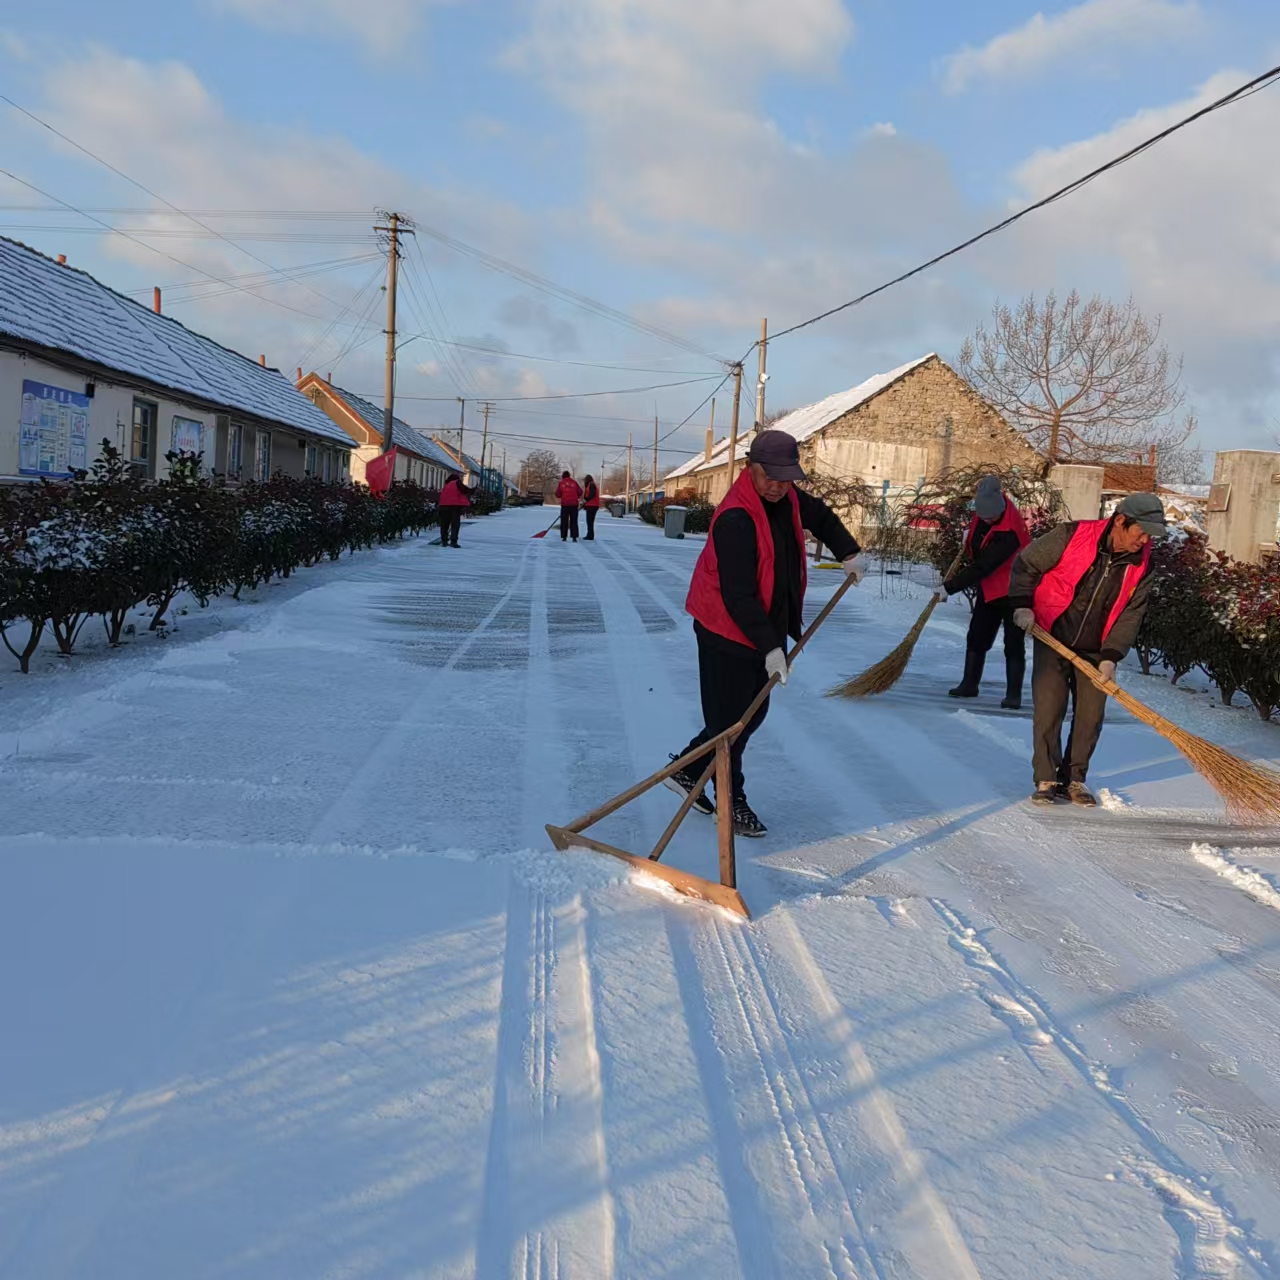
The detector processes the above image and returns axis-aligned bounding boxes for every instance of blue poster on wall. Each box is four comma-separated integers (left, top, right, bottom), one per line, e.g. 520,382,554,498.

19,379,90,477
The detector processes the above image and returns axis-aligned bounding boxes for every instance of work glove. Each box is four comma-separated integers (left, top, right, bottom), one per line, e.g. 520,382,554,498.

842,554,867,584
1012,608,1035,633
765,647,789,686
1097,659,1117,683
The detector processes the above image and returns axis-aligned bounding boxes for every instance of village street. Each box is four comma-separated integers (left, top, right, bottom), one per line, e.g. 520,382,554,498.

2,505,1280,1278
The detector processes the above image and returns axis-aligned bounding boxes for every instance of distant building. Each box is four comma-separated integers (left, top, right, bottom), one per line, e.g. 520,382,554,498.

432,435,504,498
664,354,1037,504
0,237,352,484
297,374,457,489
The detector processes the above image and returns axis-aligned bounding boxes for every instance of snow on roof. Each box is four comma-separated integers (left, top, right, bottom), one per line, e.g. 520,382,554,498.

662,355,936,482
324,383,459,470
0,237,353,446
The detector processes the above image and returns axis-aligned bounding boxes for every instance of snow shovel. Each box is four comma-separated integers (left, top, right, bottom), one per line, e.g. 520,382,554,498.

547,572,861,916
531,515,559,539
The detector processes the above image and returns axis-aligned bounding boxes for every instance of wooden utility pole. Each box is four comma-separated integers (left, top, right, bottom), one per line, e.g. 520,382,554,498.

754,317,768,432
727,363,744,486
652,413,658,503
457,397,465,459
374,212,414,452
480,401,492,494
626,434,633,512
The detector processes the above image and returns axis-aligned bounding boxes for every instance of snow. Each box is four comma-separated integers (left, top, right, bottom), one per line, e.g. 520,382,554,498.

0,236,350,446
3,506,1280,1278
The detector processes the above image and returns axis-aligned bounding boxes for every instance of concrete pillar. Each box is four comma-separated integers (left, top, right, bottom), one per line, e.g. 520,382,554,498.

1049,464,1104,521
1206,450,1280,564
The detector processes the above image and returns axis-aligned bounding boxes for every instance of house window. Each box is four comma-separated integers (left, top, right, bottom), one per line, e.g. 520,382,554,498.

254,429,272,482
227,423,244,478
305,444,318,477
131,399,157,476
339,452,349,480
322,450,333,483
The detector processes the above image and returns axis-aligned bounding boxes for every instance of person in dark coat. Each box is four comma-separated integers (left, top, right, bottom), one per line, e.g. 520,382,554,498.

667,431,865,837
582,474,601,540
555,472,583,542
938,474,1032,707
1008,492,1166,807
437,473,472,548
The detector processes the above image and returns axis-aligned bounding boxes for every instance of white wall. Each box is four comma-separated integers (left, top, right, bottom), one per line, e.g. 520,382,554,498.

810,435,929,490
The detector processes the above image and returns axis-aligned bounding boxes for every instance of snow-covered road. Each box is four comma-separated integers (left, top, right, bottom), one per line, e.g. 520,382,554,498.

3,505,1280,1279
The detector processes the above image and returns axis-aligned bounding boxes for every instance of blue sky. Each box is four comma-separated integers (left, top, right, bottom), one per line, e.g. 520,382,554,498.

2,0,1278,477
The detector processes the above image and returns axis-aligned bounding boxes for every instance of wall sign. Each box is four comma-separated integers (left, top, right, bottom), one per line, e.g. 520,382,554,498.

19,379,90,477
171,416,205,457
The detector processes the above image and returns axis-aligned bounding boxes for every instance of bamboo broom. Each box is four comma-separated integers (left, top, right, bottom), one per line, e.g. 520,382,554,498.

1032,624,1280,825
827,549,965,699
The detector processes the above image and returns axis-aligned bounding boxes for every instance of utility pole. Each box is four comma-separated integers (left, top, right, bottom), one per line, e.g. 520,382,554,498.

652,413,658,503
374,212,414,452
457,397,465,459
754,316,768,432
626,434,633,512
727,362,744,486
480,401,492,494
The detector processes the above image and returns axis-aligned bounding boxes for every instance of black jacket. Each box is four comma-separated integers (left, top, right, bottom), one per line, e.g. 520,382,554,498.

701,488,860,656
944,520,1023,596
1007,516,1152,661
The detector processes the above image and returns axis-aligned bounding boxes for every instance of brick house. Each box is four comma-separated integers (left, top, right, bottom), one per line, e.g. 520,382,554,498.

665,354,1039,504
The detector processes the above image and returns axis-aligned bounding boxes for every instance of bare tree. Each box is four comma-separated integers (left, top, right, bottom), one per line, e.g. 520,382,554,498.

516,448,562,494
958,291,1194,465
1157,443,1209,486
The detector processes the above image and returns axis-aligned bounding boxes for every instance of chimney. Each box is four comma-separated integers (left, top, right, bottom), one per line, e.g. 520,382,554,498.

705,427,713,464
325,372,331,384
153,287,162,314
258,354,266,367
296,366,303,383
57,254,66,265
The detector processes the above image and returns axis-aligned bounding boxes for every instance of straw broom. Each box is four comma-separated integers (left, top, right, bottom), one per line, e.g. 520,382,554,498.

1032,624,1280,825
827,549,965,699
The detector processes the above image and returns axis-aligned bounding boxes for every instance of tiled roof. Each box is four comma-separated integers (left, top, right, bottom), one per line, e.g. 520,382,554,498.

0,236,351,445
323,383,459,470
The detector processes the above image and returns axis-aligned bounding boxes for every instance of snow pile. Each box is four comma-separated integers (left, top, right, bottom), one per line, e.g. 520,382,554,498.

1191,843,1280,913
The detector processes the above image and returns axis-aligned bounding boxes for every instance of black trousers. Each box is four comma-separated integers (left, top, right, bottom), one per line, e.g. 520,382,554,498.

438,508,462,546
678,628,769,800
967,596,1023,662
1031,639,1108,784
560,505,580,541
584,506,597,539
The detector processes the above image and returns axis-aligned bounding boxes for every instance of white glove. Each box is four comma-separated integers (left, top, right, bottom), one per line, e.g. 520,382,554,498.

842,554,867,584
765,647,789,686
1098,659,1117,682
1012,608,1035,633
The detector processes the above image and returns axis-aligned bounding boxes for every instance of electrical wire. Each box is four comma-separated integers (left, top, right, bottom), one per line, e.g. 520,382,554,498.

294,259,387,373
379,375,720,403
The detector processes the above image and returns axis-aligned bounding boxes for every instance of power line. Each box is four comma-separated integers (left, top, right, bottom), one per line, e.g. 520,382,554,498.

767,61,1280,346
376,374,720,403
397,331,717,375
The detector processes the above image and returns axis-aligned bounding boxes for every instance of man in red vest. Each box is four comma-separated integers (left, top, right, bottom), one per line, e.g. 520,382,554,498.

667,431,864,836
1008,492,1166,807
582,474,601,540
556,471,583,542
938,475,1032,708
437,472,472,548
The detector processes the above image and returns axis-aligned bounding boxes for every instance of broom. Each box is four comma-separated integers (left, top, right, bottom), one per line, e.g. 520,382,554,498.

531,515,560,539
827,549,965,699
1032,624,1280,825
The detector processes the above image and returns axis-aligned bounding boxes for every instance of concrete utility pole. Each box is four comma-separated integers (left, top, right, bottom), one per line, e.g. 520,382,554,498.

727,362,744,485
480,401,492,493
652,414,658,503
457,398,465,459
754,316,768,432
374,212,414,452
626,434,633,512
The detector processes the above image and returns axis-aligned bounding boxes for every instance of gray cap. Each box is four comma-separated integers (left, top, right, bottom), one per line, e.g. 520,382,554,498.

1116,491,1167,537
973,474,1006,521
748,430,806,482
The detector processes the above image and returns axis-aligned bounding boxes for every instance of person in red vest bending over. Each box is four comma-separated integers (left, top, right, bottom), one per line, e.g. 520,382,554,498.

437,472,472,548
937,475,1032,708
556,471,583,542
667,431,865,837
1008,492,1166,808
582,474,601,541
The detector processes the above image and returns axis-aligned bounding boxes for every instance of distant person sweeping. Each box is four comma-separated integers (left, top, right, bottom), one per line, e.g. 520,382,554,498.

666,431,865,836
437,473,472,548
1008,493,1166,807
938,475,1031,708
556,471,583,542
582,474,601,540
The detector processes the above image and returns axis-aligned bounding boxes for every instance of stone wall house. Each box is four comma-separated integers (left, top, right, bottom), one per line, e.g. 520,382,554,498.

664,354,1039,506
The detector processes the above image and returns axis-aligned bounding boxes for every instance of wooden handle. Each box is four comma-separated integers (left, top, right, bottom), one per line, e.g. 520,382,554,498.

1030,624,1122,696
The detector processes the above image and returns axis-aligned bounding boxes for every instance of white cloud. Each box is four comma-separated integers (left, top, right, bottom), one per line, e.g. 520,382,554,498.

942,0,1202,93
0,29,33,61
212,0,457,57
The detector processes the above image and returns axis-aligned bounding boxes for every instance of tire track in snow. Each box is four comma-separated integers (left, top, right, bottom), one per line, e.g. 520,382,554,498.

929,897,1276,1279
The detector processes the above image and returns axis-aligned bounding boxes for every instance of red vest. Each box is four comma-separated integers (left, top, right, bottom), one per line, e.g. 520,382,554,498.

584,481,601,508
438,479,470,508
685,467,806,649
965,497,1030,602
557,478,582,505
1032,519,1152,643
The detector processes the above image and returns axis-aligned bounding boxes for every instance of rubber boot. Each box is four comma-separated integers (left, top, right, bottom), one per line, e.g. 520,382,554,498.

1001,649,1026,709
948,649,984,698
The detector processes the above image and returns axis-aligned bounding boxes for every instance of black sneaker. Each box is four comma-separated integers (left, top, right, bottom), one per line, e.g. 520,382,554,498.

731,797,768,837
1030,782,1061,806
663,754,715,815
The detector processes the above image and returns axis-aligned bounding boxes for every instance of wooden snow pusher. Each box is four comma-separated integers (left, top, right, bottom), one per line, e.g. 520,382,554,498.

547,574,859,917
